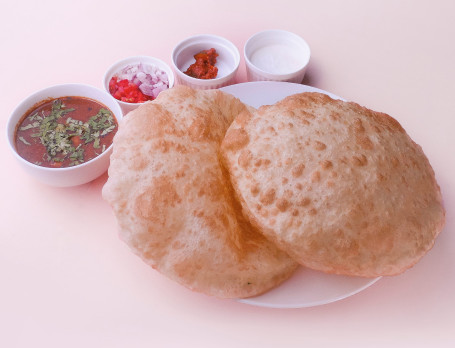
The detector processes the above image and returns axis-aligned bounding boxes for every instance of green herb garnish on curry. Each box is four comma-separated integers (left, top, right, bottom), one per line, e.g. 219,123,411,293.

15,97,118,168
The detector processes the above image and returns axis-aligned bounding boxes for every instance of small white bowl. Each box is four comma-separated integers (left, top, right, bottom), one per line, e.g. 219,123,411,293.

244,30,311,83
103,55,175,114
6,83,123,187
171,34,240,89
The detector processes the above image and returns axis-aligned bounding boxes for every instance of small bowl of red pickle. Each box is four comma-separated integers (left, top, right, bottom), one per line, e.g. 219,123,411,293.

7,84,123,187
171,34,240,90
103,56,174,114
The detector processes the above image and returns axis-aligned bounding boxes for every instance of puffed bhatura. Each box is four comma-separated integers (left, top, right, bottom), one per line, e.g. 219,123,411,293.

102,86,298,298
221,92,445,277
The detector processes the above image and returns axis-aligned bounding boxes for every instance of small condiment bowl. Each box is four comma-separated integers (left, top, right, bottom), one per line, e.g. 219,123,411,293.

6,83,123,187
103,55,175,115
171,34,240,89
244,29,311,83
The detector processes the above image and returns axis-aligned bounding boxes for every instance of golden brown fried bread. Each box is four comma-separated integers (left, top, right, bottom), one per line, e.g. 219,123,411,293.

221,92,445,277
102,86,298,298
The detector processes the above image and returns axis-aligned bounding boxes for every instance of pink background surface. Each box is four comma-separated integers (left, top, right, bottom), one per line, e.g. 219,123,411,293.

1,0,454,347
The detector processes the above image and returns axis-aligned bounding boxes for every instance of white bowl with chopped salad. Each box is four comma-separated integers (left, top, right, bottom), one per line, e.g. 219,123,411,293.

103,55,175,114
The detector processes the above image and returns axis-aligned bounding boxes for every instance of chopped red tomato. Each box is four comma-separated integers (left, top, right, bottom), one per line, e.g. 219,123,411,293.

50,161,63,168
109,76,154,103
71,135,82,147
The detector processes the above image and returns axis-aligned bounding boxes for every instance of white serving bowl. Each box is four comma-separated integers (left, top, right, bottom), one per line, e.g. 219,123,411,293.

103,55,175,114
244,29,311,83
171,34,240,89
6,83,123,187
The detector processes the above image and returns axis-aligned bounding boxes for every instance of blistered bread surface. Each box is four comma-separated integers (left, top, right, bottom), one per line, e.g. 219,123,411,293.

221,92,445,277
102,86,298,298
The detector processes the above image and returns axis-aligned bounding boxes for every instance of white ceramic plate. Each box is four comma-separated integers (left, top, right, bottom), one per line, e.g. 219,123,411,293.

220,81,381,308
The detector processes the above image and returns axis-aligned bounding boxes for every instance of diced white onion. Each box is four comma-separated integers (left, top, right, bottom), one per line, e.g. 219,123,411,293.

114,63,169,98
